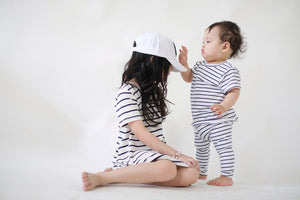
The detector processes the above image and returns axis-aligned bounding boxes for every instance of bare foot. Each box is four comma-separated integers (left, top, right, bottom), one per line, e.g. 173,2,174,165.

207,175,233,186
199,175,207,179
81,172,105,191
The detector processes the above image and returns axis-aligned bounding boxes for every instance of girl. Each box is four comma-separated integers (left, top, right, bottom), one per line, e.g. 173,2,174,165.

81,32,199,191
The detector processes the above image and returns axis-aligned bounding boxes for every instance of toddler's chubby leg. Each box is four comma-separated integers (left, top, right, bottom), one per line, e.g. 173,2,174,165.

209,123,234,186
207,175,233,186
194,124,211,179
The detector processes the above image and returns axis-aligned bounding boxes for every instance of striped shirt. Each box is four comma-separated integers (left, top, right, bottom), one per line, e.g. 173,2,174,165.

112,82,188,169
191,60,241,126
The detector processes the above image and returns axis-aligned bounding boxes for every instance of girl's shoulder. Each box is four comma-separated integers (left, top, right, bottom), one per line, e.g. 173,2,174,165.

116,82,140,99
118,82,137,91
121,82,140,92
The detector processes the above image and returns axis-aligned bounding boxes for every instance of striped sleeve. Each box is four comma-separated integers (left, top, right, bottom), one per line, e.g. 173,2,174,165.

191,61,202,74
115,88,143,127
220,67,241,94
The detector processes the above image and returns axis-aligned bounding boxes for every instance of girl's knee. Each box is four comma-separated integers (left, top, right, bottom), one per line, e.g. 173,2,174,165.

188,168,199,184
179,167,199,186
155,160,177,181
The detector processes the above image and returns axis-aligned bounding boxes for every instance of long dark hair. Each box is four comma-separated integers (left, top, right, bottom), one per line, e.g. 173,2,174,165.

121,51,171,126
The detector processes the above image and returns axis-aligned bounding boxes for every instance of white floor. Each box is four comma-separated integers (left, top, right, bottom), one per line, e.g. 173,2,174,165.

1,154,300,200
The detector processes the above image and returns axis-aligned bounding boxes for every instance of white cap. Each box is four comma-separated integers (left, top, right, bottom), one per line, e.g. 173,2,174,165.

132,32,187,72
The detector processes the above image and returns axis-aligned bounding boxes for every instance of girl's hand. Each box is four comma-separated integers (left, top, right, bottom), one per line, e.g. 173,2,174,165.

210,104,226,118
178,154,200,172
179,45,188,66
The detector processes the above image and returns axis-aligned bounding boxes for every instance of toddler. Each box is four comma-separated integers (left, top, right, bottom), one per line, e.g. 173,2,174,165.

179,21,245,186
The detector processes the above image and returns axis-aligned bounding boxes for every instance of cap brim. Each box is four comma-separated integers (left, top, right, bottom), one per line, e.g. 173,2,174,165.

167,57,187,72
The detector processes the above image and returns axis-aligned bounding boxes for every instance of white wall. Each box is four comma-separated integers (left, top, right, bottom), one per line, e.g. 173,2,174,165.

1,0,300,182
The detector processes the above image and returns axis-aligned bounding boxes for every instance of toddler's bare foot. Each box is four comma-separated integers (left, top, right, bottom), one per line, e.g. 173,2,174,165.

81,172,105,191
199,175,207,179
207,175,233,186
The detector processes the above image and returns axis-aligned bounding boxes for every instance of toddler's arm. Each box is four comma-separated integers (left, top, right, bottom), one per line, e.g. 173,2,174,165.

210,88,240,118
179,46,193,83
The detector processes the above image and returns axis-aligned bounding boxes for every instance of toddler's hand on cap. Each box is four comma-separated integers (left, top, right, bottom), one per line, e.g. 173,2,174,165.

179,45,188,66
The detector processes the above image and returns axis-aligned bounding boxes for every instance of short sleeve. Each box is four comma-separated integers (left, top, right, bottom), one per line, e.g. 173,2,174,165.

191,61,203,74
220,68,241,94
114,88,143,127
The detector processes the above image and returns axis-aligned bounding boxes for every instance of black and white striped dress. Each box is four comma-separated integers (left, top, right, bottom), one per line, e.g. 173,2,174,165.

112,83,188,169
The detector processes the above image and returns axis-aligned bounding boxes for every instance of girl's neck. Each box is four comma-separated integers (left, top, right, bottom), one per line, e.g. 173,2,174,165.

129,79,139,87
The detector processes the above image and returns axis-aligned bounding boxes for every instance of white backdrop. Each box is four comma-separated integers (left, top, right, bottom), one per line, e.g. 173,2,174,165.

1,0,300,184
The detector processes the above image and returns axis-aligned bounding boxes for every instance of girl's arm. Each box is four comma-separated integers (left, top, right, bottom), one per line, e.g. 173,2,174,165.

128,120,199,171
179,46,193,83
210,88,240,118
129,120,177,155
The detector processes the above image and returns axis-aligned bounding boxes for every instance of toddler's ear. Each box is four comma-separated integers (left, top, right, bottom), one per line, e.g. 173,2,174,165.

222,41,231,50
222,41,233,56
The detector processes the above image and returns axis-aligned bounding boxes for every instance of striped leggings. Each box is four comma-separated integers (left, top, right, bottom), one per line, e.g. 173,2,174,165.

194,122,235,178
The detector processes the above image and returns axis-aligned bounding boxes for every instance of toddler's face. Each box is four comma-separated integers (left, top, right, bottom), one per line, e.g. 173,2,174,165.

201,26,224,64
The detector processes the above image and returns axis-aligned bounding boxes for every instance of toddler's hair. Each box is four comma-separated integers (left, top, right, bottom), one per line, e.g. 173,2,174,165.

207,21,246,58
